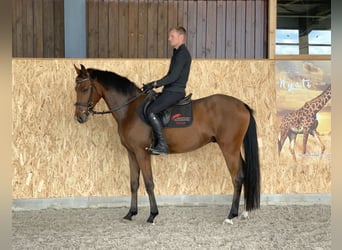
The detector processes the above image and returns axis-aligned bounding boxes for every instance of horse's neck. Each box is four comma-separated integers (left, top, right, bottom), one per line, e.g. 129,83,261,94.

102,89,139,122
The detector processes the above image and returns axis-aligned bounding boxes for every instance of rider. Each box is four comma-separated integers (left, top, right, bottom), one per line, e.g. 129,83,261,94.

143,26,192,155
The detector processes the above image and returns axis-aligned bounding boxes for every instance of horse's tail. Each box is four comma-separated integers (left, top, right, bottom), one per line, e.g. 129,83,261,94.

242,104,261,211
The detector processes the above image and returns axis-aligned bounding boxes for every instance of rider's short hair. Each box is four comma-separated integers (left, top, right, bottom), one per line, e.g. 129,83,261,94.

170,26,187,36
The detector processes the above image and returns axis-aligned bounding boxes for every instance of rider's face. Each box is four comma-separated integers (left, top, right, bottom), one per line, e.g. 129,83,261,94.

168,30,184,49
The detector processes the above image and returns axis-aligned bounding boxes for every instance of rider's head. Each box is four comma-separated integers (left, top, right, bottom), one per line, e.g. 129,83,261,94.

168,26,186,49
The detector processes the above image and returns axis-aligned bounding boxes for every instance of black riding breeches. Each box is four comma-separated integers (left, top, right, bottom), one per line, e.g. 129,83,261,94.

147,91,185,114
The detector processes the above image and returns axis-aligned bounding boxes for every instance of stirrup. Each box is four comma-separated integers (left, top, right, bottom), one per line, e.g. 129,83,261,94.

145,145,169,155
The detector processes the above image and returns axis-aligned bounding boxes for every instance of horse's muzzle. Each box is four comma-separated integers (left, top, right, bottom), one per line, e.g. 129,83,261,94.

75,110,89,124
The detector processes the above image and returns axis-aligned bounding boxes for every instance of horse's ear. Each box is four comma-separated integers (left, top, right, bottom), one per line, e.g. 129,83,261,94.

74,64,88,77
74,64,81,75
80,64,86,72
80,64,89,76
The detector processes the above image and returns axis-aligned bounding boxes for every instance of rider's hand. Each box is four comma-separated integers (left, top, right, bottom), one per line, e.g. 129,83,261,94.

142,82,155,92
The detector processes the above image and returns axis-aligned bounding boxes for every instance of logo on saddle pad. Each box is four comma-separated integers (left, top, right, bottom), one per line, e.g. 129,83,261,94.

168,113,192,126
139,92,193,128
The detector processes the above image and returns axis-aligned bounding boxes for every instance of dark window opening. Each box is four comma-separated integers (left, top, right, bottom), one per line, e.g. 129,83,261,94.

276,0,331,55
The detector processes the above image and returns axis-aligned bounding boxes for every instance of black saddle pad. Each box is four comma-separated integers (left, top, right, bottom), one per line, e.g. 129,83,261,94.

139,91,193,128
161,100,193,128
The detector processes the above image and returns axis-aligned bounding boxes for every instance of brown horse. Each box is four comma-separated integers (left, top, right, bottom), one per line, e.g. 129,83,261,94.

73,64,260,224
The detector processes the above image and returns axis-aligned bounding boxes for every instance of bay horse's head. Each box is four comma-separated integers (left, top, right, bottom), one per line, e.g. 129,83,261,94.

73,64,101,123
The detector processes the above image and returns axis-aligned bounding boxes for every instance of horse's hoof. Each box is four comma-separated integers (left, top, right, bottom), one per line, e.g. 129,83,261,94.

122,218,131,223
147,212,159,223
240,211,249,220
147,218,154,223
123,210,137,221
123,216,132,221
223,218,234,225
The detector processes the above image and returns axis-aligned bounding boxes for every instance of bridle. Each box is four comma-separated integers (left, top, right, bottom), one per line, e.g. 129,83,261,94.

74,76,146,115
74,77,96,115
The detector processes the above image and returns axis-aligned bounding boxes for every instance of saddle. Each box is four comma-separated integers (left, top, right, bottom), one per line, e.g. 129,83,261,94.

139,91,193,128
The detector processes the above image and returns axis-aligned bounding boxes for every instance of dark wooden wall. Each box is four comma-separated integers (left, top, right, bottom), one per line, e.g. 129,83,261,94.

12,0,65,58
12,0,268,59
87,0,268,58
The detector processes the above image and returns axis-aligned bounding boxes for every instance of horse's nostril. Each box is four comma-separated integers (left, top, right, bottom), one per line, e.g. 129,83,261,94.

75,115,84,123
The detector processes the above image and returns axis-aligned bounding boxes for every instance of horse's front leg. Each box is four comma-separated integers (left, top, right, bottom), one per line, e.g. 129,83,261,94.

123,151,140,221
136,150,159,223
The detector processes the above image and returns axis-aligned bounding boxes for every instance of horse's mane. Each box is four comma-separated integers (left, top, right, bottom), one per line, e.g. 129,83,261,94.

87,68,138,96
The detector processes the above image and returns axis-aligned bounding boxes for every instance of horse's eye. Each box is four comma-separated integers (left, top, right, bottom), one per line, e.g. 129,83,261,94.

82,88,89,93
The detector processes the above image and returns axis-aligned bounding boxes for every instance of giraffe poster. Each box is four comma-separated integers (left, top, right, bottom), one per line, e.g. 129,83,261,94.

276,61,331,164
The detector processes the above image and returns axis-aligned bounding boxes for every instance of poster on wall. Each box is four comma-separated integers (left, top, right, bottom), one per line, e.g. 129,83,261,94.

276,61,331,164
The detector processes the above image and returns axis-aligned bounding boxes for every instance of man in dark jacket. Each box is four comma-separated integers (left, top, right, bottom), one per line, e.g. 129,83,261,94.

143,26,192,155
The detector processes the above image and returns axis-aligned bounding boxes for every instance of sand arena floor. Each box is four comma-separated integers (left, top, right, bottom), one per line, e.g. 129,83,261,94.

12,204,330,249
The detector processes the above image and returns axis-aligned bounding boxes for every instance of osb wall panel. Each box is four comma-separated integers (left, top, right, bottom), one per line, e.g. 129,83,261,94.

12,58,329,199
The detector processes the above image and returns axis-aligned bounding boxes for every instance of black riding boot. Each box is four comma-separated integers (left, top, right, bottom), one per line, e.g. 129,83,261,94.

145,113,169,155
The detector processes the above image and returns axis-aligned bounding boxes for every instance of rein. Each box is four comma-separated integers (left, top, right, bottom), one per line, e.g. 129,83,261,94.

75,77,146,115
91,91,145,115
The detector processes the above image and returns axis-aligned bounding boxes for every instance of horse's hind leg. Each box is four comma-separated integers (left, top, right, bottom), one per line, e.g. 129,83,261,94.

221,148,244,224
